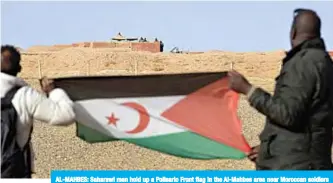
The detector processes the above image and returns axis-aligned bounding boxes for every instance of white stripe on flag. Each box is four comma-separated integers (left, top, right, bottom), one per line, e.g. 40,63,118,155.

74,96,189,139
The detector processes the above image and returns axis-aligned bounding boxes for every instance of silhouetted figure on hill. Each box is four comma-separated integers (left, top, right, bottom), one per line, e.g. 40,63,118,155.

160,41,164,52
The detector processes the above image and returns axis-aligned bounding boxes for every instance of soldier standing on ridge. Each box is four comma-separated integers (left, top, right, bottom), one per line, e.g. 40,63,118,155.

228,9,333,170
160,41,164,52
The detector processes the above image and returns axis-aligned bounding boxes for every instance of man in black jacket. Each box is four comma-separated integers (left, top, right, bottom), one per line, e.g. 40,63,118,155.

228,9,333,170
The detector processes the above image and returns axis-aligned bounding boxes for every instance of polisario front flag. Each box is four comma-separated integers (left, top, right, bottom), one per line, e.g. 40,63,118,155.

53,72,251,159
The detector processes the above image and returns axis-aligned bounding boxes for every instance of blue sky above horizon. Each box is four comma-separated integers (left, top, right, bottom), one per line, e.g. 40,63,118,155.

1,1,333,52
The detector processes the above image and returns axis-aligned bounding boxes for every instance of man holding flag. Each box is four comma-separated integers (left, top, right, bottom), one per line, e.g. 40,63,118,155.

228,9,333,170
1,45,76,178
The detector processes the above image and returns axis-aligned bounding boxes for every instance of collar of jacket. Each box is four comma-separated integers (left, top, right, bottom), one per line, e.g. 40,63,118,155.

283,37,326,64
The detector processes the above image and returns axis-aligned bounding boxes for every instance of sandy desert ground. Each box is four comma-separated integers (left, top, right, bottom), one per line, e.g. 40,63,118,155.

19,47,287,178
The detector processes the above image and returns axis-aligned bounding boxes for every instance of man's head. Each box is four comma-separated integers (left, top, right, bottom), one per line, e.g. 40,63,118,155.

290,8,321,48
1,45,22,76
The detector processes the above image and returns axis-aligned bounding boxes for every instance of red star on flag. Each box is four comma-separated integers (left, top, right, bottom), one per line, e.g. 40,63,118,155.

106,113,119,126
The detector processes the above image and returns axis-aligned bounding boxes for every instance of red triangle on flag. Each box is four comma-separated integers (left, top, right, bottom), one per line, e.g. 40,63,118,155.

161,77,251,153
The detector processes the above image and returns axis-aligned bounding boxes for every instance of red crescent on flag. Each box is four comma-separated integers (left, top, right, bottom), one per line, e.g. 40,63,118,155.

122,102,150,134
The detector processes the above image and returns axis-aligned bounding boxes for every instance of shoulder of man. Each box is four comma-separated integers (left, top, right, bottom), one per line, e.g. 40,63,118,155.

291,48,329,72
13,86,72,110
13,86,44,103
300,48,328,63
12,86,74,123
11,86,44,122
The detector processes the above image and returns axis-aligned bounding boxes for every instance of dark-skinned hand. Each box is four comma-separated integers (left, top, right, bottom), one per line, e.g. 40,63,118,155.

228,70,253,95
40,76,55,95
247,145,260,162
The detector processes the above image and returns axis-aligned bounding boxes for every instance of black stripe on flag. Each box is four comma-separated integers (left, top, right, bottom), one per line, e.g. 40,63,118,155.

53,72,228,100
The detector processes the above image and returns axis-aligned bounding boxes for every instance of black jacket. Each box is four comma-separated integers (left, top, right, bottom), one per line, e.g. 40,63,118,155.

249,38,333,170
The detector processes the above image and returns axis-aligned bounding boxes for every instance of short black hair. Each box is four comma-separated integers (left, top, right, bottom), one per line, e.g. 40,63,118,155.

1,45,21,64
1,45,22,75
293,8,317,17
292,8,321,36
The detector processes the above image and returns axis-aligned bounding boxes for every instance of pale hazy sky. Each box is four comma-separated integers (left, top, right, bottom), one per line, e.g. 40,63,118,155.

1,1,333,52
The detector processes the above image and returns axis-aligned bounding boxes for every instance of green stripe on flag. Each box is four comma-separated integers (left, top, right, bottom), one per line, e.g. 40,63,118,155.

76,122,246,160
